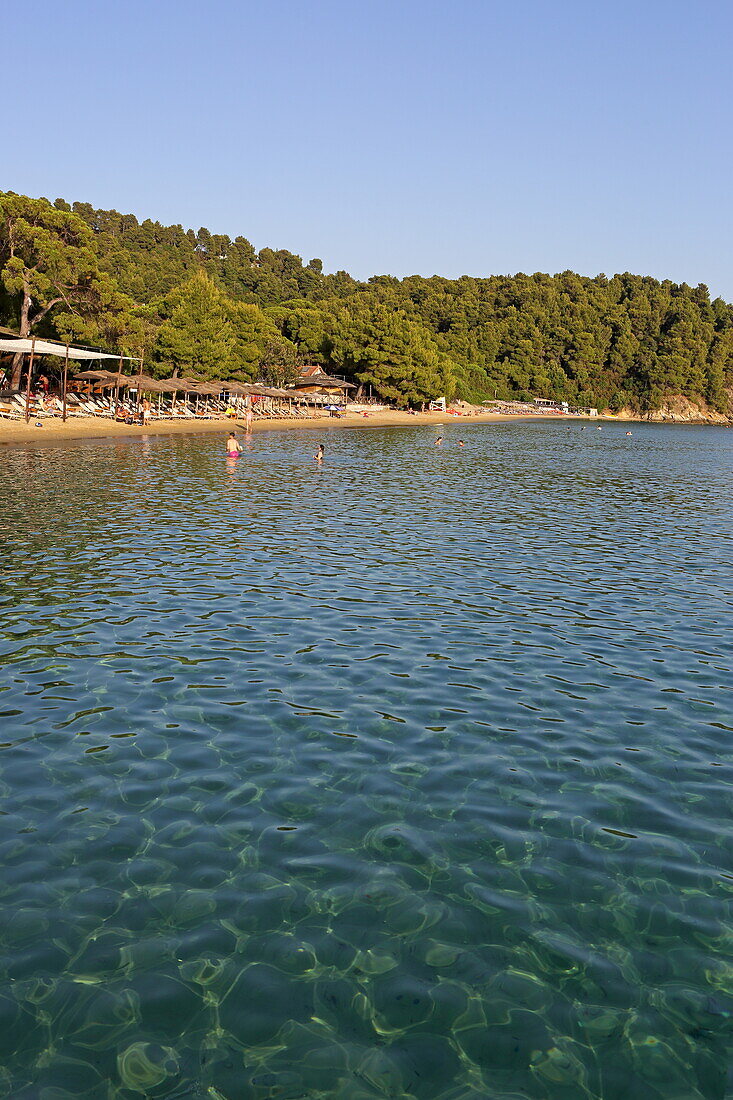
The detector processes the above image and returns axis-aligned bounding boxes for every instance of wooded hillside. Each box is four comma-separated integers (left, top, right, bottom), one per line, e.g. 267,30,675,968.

1,191,731,411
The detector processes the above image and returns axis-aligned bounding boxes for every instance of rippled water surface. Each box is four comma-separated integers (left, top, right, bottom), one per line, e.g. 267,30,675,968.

1,422,732,1099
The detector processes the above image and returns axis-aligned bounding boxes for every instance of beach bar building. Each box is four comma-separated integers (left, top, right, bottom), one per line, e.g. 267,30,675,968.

289,365,356,401
533,397,570,413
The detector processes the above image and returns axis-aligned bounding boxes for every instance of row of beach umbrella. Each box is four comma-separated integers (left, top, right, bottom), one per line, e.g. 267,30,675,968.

72,371,293,399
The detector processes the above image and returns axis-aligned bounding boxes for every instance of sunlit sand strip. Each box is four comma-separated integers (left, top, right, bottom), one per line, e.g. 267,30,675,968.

0,409,633,446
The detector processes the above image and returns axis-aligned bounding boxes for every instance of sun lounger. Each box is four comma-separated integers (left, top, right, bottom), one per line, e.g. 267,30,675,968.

10,394,54,417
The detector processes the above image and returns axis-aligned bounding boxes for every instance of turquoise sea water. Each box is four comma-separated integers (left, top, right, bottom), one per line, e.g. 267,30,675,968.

0,421,732,1099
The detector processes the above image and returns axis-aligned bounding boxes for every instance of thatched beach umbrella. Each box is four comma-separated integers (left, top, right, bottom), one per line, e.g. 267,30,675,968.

128,374,162,391
193,382,224,395
144,379,176,392
186,381,222,413
138,377,181,413
152,376,201,410
150,379,184,392
73,369,120,381
70,369,125,401
93,377,125,389
72,369,121,389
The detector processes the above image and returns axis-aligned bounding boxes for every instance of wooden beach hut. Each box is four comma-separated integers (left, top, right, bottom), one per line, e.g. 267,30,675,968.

288,366,356,402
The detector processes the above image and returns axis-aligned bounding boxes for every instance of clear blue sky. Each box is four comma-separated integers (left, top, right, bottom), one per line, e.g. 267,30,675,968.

7,0,733,297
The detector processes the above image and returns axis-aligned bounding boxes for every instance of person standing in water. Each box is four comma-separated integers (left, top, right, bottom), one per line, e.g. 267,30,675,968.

226,432,243,456
314,443,324,462
434,437,443,446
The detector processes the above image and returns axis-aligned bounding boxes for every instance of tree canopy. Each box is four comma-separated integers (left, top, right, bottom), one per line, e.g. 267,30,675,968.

330,303,455,407
0,190,731,412
0,193,106,383
152,271,234,379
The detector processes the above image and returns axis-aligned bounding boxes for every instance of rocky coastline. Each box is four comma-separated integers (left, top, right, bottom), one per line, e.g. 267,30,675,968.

613,394,732,425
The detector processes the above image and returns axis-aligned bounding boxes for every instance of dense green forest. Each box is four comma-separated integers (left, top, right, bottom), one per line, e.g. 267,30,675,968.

1,190,731,411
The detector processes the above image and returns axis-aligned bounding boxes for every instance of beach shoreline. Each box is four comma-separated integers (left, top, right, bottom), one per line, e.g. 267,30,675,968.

0,408,647,446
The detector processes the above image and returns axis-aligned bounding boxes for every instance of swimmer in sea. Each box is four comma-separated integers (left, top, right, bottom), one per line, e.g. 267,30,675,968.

314,443,324,462
458,440,465,447
435,437,443,446
626,431,632,436
226,432,243,456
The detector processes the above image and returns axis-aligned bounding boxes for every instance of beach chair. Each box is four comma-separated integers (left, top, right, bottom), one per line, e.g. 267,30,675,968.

88,398,114,417
10,394,57,419
56,395,85,417
57,399,86,417
11,394,49,417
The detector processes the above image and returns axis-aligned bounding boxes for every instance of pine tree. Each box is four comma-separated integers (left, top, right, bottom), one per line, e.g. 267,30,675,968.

0,191,101,384
228,302,280,380
154,271,234,379
332,304,456,406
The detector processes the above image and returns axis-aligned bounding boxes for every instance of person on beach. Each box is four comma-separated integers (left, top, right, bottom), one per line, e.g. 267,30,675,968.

226,432,243,456
314,443,324,462
141,397,151,425
38,373,50,395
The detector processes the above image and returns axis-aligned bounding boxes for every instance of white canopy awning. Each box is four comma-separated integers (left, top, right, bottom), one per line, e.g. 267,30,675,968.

0,338,138,361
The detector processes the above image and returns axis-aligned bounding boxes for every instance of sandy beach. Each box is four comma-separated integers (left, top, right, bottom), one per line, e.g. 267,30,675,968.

0,408,621,446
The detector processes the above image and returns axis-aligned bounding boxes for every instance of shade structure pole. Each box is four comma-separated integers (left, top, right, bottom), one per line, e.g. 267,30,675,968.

136,352,144,412
25,337,36,423
62,342,69,422
115,355,123,407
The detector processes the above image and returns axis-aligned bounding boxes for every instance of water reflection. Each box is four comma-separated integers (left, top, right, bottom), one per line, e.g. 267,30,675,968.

0,423,731,1097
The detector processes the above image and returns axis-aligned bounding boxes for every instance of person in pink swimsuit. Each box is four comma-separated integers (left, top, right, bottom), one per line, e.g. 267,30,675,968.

226,432,243,456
